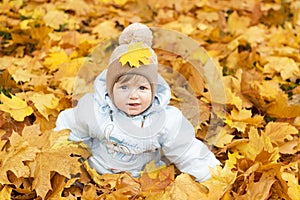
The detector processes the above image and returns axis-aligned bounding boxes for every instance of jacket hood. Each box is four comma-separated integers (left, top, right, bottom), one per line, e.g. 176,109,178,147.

94,69,171,114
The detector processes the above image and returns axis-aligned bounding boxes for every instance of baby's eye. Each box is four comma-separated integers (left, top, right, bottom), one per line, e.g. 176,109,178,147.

120,85,127,90
139,86,147,90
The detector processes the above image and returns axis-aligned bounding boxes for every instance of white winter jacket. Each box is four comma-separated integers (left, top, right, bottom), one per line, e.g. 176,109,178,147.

55,70,220,182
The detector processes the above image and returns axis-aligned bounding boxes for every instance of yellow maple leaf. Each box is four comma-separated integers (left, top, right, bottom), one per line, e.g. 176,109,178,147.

119,42,152,67
0,92,33,122
282,172,300,200
0,132,39,184
156,173,208,199
43,50,69,72
236,127,280,162
27,92,59,120
264,56,300,81
27,129,90,199
92,20,120,39
207,125,234,148
0,185,13,200
264,122,298,145
225,151,244,169
83,160,118,188
43,10,68,30
226,108,265,132
237,171,276,200
204,164,238,199
228,11,251,35
225,88,243,110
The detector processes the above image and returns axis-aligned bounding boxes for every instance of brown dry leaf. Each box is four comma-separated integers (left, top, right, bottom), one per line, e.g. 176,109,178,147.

83,160,118,189
84,161,120,189
225,151,244,170
225,88,243,111
277,140,299,154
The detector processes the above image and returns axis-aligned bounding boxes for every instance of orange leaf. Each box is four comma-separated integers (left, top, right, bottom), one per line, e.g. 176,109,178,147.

140,161,174,194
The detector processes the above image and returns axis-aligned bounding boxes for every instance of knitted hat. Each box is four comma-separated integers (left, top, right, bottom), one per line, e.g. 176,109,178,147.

106,23,158,100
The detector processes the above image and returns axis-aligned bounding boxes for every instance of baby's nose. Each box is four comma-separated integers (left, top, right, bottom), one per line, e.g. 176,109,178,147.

129,89,139,98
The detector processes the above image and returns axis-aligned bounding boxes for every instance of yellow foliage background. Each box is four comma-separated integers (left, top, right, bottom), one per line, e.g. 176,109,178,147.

0,0,299,199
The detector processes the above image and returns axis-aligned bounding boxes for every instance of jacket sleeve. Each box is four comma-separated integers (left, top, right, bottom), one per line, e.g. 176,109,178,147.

55,93,95,143
161,107,221,182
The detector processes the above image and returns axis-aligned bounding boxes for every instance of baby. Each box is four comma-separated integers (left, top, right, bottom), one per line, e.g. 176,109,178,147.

55,22,220,182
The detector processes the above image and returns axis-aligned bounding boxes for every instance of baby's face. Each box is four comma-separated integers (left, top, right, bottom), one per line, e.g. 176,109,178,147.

113,75,152,116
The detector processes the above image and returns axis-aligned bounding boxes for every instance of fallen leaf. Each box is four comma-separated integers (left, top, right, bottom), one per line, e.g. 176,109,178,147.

27,92,59,120
264,56,300,81
0,92,33,122
0,185,13,200
202,164,238,200
106,173,141,200
140,160,174,194
0,132,39,184
282,172,300,200
264,122,298,145
207,125,234,148
43,50,69,72
236,170,276,200
228,11,251,35
158,173,208,199
83,160,118,189
43,10,69,30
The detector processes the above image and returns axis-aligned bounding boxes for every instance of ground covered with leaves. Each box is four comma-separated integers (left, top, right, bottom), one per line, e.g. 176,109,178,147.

0,0,299,199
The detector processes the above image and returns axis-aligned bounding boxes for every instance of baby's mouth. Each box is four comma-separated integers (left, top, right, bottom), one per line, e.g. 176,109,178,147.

128,103,140,107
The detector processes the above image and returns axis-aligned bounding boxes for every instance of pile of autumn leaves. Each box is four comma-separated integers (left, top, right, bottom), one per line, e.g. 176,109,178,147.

1,0,300,199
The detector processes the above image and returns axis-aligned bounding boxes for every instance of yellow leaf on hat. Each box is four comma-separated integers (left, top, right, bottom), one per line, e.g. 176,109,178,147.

119,42,152,68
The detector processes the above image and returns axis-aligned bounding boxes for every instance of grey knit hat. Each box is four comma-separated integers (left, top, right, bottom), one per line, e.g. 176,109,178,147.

106,23,158,99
